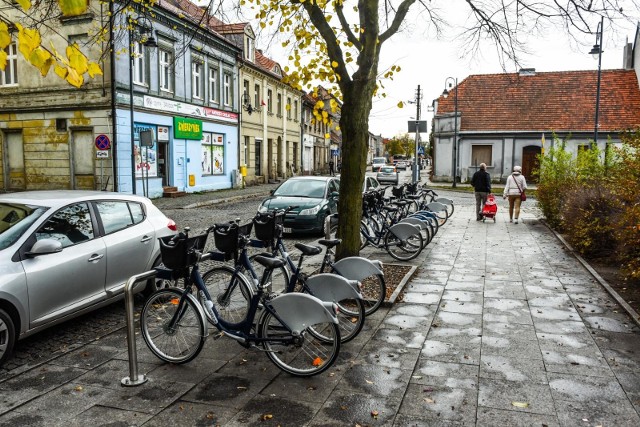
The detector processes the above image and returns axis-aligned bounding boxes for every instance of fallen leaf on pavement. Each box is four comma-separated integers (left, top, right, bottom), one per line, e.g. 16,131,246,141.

512,401,529,408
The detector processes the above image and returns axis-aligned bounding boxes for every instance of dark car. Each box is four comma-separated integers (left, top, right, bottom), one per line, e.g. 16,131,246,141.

376,166,399,185
258,176,340,234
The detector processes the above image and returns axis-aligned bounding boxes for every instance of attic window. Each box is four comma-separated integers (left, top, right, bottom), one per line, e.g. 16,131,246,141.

245,37,254,62
273,65,281,75
519,68,536,76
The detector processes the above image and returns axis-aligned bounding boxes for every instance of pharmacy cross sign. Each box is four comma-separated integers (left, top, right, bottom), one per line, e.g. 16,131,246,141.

95,134,111,150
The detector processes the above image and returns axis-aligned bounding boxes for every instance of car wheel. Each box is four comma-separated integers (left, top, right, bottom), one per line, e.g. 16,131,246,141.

0,308,16,368
143,256,179,297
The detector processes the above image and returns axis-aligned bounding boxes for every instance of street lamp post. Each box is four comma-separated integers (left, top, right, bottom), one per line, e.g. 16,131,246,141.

589,16,604,149
128,14,156,196
442,77,458,188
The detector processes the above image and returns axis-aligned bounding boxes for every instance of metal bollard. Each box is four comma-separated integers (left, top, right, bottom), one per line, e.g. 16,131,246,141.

121,270,156,387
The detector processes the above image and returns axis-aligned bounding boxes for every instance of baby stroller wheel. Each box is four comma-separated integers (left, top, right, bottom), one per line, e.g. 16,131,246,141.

482,218,486,222
493,217,496,222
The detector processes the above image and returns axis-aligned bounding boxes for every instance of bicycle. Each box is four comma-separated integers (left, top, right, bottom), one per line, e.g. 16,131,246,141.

202,218,365,343
140,228,341,377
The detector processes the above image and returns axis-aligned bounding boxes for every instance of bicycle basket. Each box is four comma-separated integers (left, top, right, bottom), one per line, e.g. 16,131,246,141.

392,185,405,198
213,222,253,253
159,233,208,270
253,212,283,242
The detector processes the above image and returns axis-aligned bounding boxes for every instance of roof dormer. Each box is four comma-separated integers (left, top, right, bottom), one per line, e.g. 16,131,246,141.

244,26,255,63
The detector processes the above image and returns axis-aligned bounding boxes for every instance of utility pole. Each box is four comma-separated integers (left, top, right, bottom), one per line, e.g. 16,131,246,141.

412,85,422,183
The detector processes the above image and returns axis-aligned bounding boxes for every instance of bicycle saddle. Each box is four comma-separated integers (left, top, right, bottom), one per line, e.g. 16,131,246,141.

318,239,341,248
294,242,322,256
253,255,285,269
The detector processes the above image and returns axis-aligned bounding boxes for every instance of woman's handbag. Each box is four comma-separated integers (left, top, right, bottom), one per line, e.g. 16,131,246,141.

513,175,526,201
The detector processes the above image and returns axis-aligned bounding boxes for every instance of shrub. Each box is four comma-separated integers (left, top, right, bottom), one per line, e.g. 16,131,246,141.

536,137,575,229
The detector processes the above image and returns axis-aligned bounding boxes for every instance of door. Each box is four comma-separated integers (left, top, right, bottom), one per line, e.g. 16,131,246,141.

24,202,106,327
5,132,25,191
72,130,95,190
522,146,541,183
95,200,155,293
158,141,169,186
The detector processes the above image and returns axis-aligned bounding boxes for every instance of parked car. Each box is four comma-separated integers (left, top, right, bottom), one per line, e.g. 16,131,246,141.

258,176,381,234
258,176,340,234
371,157,387,172
0,191,176,367
376,166,399,185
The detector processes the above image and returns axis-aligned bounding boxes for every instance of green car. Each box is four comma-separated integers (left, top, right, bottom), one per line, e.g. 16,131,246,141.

258,176,340,235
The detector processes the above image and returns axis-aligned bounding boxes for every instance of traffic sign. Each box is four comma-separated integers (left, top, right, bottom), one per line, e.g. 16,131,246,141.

95,134,110,150
418,146,424,155
96,150,109,159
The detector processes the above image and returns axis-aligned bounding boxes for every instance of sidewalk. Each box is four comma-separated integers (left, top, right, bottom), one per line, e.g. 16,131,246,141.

0,188,638,426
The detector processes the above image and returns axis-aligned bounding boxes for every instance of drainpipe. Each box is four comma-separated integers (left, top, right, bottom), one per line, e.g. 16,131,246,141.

109,1,118,191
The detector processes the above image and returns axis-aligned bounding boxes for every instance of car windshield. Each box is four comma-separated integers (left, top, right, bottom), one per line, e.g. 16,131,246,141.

380,167,395,173
0,203,48,250
273,180,327,198
373,157,386,164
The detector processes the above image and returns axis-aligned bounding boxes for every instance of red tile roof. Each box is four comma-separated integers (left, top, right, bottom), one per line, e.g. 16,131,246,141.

436,70,640,133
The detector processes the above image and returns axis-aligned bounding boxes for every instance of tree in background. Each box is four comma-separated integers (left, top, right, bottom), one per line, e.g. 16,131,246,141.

386,134,414,159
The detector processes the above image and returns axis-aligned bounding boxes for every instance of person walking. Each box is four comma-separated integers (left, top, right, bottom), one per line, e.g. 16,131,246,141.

503,165,527,224
471,163,491,221
329,159,335,176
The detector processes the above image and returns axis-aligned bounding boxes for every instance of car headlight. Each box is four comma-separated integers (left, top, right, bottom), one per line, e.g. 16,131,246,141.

258,205,269,213
299,205,321,215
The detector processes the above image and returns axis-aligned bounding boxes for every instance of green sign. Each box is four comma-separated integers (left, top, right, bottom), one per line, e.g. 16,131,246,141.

174,117,203,140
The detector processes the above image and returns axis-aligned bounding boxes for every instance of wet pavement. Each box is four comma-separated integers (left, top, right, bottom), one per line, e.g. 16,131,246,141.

1,177,639,426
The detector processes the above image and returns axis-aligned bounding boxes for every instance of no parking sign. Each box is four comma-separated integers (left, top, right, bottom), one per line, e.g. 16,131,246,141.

95,134,110,150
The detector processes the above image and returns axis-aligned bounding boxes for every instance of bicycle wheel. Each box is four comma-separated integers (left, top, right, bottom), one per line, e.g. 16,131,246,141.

334,297,366,342
384,229,424,261
201,266,252,325
358,273,386,316
247,254,290,295
258,310,340,377
140,288,206,364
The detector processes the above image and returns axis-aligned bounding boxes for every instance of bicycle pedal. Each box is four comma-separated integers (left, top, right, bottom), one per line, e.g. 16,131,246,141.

212,332,225,340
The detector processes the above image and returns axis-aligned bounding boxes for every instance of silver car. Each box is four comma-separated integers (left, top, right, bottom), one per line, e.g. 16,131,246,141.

0,191,176,367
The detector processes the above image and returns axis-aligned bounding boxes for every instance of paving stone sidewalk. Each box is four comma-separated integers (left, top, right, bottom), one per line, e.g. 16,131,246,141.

0,188,638,426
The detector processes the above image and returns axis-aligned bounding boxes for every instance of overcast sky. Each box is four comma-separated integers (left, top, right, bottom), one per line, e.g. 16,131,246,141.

367,11,639,138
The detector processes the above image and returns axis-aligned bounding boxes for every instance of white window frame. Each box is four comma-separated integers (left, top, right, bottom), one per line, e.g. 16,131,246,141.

209,66,219,103
192,61,203,99
254,83,260,109
277,93,282,116
159,49,173,93
267,89,273,113
245,37,254,62
132,42,146,85
223,72,232,106
0,42,18,87
287,96,292,119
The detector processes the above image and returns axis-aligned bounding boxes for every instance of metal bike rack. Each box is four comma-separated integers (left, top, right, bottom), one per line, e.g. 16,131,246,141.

121,270,156,387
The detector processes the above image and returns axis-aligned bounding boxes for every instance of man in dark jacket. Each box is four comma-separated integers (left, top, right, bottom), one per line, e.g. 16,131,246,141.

471,163,491,220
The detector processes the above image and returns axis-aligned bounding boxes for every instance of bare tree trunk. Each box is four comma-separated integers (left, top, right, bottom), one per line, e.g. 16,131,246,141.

336,82,374,259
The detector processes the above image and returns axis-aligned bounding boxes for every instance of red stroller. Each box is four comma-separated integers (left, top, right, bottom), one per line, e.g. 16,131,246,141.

481,194,498,222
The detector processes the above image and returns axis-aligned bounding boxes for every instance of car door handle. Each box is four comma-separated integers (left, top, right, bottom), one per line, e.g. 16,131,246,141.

140,236,153,243
88,254,104,262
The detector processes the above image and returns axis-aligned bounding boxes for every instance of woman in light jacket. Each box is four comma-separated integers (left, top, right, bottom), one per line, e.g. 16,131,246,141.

503,166,527,224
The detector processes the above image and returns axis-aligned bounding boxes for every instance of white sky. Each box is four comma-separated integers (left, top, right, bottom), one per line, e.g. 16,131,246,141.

367,11,639,138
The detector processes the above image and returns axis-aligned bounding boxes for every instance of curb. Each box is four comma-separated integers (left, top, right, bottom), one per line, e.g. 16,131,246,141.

182,191,270,209
543,220,640,328
386,264,418,305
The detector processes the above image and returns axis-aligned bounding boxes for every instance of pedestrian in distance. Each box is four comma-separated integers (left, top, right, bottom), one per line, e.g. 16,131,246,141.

471,163,491,221
329,159,335,176
503,165,527,224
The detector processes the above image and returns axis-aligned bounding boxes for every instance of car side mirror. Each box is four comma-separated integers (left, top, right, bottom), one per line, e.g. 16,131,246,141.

25,239,63,257
330,191,339,198
270,190,274,195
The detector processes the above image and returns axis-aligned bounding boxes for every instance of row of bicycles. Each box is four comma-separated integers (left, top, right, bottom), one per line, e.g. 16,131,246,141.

139,207,387,377
328,182,455,261
138,183,453,377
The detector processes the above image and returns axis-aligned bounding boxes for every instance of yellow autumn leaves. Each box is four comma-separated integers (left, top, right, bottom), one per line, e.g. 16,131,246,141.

1,0,102,87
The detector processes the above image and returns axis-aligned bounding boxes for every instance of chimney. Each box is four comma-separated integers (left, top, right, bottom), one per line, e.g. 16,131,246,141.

519,68,536,76
622,39,633,69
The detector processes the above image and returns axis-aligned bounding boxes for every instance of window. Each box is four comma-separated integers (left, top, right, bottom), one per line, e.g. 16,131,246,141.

223,72,232,106
267,89,273,113
244,136,250,165
243,79,250,102
192,62,203,99
255,140,262,173
471,145,492,167
159,49,173,92
36,203,94,248
254,84,260,109
201,132,225,175
208,66,218,103
96,201,145,235
277,93,282,116
245,37,254,62
294,100,298,121
132,42,146,85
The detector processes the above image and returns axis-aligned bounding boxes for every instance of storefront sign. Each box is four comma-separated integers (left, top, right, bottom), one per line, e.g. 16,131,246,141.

144,95,238,123
174,117,203,140
157,126,169,142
